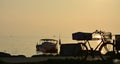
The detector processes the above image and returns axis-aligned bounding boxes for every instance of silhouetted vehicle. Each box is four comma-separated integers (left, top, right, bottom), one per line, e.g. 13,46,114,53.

36,39,58,53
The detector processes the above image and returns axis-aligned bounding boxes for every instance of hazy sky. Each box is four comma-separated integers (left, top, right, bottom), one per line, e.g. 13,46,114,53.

0,0,120,37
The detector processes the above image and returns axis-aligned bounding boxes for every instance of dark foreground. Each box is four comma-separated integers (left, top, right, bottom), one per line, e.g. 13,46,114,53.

0,59,115,64
0,52,120,64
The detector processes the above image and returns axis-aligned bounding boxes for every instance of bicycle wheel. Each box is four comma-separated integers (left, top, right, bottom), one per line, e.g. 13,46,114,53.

74,43,88,60
99,42,115,59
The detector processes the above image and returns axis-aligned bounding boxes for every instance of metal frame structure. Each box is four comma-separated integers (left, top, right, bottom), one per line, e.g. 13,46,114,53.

72,30,115,60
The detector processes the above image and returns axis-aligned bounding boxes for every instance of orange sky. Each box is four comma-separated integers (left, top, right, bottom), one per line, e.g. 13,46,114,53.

0,0,120,38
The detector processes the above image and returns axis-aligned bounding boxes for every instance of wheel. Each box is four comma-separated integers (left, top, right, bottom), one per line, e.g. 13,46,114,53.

99,42,115,59
99,43,114,54
74,43,88,60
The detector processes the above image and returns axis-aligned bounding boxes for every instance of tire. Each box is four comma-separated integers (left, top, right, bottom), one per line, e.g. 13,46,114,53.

99,42,115,59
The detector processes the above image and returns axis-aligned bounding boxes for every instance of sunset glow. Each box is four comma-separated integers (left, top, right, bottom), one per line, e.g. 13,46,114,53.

0,0,120,57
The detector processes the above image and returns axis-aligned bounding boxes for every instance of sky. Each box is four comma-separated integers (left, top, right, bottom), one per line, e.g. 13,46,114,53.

0,0,120,38
1,0,120,56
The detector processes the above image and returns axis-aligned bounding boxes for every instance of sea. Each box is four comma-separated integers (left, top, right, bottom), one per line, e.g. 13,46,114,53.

0,35,75,57
0,35,113,57
0,35,39,57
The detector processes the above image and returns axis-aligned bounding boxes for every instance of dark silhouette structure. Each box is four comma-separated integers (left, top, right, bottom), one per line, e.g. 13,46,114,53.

72,30,114,60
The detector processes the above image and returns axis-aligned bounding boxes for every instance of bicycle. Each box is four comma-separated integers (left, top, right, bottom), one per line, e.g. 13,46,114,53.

72,30,115,60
